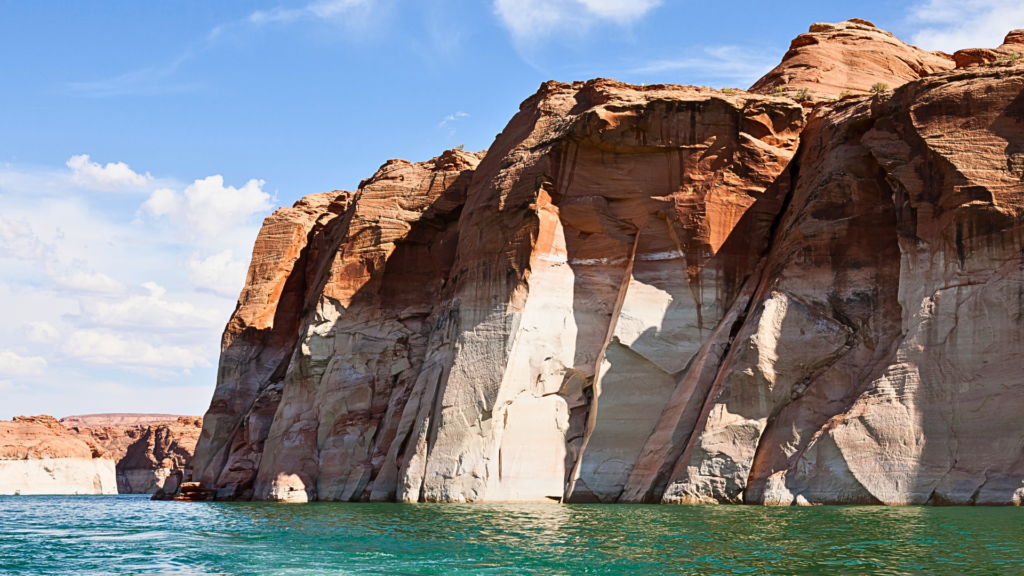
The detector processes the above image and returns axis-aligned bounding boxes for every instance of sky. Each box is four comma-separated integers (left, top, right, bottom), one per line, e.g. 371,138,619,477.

1,0,1021,420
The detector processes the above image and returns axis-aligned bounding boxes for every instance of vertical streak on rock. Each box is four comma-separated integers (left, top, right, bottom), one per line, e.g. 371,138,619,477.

565,228,643,500
619,258,765,503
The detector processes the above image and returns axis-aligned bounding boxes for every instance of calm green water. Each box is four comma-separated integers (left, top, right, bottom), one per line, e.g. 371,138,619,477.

1,496,1023,575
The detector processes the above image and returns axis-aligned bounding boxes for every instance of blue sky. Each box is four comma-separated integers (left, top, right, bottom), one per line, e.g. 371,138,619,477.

1,0,1021,419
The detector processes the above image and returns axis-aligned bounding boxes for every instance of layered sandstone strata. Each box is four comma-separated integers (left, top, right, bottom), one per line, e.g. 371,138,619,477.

189,22,1024,505
749,19,954,100
70,416,203,494
0,416,116,495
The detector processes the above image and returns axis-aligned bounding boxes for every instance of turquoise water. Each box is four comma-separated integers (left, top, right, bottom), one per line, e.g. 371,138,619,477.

2,496,1023,575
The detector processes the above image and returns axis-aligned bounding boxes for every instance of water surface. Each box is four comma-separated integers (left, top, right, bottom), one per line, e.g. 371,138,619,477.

1,495,1022,575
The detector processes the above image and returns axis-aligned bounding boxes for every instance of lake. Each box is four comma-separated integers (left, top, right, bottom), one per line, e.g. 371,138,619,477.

1,495,1022,574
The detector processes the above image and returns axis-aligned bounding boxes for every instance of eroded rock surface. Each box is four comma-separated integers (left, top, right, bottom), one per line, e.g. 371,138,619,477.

749,19,954,100
70,416,203,494
189,22,1024,505
0,416,116,495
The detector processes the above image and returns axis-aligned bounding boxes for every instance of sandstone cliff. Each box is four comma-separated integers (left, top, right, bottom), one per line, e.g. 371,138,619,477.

0,415,117,495
750,19,954,100
189,21,1024,505
68,416,203,494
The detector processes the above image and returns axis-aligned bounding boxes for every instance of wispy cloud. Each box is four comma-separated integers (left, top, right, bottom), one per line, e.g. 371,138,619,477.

251,0,375,26
494,0,661,42
631,45,783,87
65,53,197,97
910,0,1024,52
438,111,469,137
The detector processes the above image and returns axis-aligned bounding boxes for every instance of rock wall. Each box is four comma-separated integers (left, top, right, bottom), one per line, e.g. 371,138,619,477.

190,21,1024,505
70,416,203,495
0,416,116,495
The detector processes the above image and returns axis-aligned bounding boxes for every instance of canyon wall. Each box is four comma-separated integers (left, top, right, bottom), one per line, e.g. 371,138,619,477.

0,416,116,495
68,416,203,495
189,21,1024,505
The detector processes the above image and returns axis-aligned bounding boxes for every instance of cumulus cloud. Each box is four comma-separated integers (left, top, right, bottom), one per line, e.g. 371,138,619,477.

187,250,249,298
494,0,660,41
67,154,153,191
251,0,374,25
142,175,272,239
74,282,222,332
0,349,47,377
910,0,1024,52
21,322,61,344
61,330,209,369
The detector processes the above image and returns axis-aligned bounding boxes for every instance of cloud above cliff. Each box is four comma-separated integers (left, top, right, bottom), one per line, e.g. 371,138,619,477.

142,175,272,240
910,0,1024,52
0,154,272,412
494,0,661,41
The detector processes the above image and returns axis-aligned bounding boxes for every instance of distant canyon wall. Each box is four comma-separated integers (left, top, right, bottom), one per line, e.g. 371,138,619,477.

66,415,203,495
189,21,1024,505
0,416,116,495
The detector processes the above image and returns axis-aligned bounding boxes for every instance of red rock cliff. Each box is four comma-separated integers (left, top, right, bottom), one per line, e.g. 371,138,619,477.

189,21,1024,505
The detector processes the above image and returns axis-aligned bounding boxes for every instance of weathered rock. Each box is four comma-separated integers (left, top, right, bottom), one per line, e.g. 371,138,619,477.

749,19,954,100
665,62,1024,507
189,192,350,498
189,22,1024,506
0,416,116,495
68,416,203,494
954,30,1024,68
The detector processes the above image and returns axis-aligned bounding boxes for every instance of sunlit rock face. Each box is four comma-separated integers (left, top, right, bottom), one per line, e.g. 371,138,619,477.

0,416,117,495
191,22,1024,505
749,19,954,101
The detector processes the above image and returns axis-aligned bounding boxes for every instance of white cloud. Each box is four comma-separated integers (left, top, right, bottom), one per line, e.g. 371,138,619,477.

494,0,660,41
22,322,61,344
251,0,373,25
0,218,52,261
633,45,784,87
61,330,209,369
66,154,152,191
187,250,249,299
75,282,222,332
46,259,126,296
142,175,272,239
0,349,47,377
910,0,1024,52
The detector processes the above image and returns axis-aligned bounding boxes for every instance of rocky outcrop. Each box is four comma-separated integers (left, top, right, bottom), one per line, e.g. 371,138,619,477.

70,416,203,494
954,30,1024,69
189,22,1024,505
0,415,117,495
749,19,954,100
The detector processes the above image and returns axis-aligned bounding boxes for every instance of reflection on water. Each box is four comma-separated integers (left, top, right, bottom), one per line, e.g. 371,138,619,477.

1,495,1023,575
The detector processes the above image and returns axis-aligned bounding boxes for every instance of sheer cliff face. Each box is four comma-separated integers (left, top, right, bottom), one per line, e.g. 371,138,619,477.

192,22,1024,505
